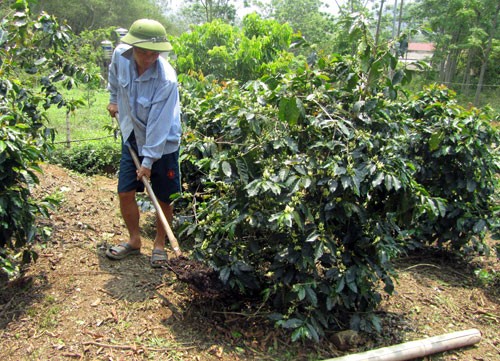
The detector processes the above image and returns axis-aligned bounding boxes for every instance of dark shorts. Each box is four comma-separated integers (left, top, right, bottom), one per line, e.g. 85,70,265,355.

118,134,181,204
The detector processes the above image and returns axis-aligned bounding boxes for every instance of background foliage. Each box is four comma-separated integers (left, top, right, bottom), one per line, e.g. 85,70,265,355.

29,0,178,34
176,21,499,338
1,0,499,341
0,0,98,280
172,14,298,82
50,140,120,176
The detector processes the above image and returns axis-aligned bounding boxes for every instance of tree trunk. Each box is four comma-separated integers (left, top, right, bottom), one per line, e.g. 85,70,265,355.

436,28,447,82
441,26,462,84
201,0,212,23
397,0,404,37
438,49,447,83
445,49,460,85
462,9,482,94
392,0,398,38
474,0,500,106
375,0,385,46
444,53,453,84
462,48,474,94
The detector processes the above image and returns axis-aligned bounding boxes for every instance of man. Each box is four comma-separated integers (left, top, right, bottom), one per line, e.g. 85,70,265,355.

105,19,181,268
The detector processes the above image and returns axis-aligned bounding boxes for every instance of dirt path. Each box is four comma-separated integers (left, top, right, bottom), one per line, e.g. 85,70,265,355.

0,163,498,360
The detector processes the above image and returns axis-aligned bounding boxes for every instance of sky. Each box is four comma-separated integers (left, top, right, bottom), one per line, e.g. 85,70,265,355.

321,0,342,14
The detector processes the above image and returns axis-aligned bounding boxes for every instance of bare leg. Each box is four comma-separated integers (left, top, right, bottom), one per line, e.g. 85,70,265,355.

118,190,141,249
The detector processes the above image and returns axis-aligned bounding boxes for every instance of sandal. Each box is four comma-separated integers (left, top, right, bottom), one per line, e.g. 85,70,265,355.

150,249,168,268
106,242,141,260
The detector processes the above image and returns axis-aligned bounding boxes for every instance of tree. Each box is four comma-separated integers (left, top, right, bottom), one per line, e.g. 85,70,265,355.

329,0,408,55
266,0,333,52
172,14,296,82
0,0,96,282
474,0,500,105
177,0,241,26
374,0,386,46
396,0,404,37
413,0,500,100
329,1,372,55
30,0,177,34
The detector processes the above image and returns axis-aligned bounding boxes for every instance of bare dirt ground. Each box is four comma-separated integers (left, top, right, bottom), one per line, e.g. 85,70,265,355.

0,163,498,361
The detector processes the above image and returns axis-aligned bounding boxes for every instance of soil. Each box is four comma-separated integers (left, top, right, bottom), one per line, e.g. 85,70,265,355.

0,163,498,361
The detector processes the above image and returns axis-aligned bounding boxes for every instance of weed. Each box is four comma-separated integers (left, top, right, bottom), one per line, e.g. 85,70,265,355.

43,191,65,207
474,268,499,287
434,294,459,314
39,305,60,329
147,336,170,348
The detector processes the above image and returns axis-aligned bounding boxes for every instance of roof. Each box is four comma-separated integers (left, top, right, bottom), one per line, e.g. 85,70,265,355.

408,42,435,52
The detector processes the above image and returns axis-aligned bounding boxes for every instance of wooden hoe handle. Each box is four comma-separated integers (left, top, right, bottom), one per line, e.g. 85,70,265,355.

127,145,182,257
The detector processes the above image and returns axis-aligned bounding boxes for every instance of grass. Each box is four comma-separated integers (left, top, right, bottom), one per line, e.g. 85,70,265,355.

35,295,61,329
44,86,122,175
45,87,115,146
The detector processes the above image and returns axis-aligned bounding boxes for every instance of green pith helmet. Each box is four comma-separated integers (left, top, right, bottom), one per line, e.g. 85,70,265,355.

121,19,172,52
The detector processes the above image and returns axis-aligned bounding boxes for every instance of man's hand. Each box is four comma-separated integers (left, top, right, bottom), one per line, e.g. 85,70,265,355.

107,103,118,118
136,166,151,181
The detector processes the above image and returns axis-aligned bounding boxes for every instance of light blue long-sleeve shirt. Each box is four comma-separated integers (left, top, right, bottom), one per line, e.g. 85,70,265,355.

108,44,181,169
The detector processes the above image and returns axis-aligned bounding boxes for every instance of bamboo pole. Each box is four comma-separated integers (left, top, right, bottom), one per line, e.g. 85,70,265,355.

323,328,481,361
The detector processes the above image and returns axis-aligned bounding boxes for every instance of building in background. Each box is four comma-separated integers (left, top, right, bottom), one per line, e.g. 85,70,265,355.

405,42,435,62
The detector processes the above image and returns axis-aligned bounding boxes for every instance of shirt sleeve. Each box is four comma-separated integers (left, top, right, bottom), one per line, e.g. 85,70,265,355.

107,49,119,104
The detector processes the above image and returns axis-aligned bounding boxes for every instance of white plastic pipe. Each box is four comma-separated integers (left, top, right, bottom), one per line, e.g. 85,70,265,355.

323,328,482,361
